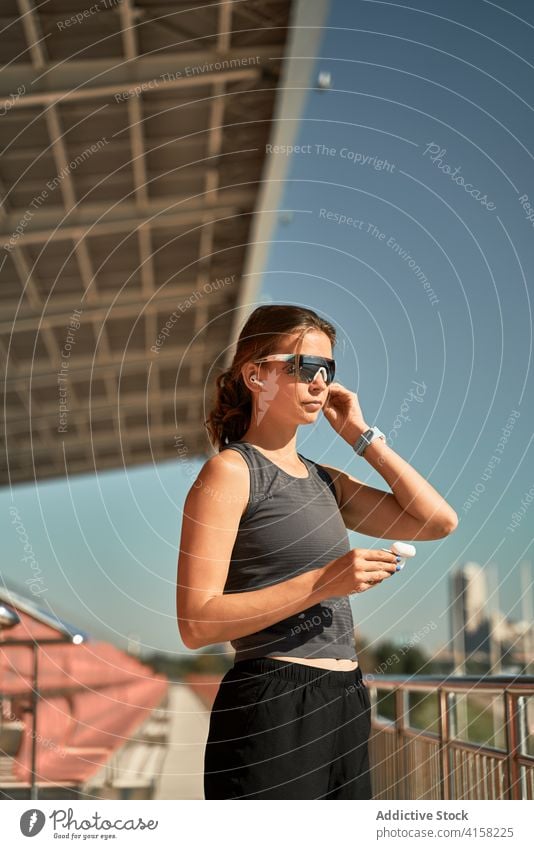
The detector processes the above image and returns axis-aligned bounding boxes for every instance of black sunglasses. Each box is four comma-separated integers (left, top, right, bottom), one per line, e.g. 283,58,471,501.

253,354,336,385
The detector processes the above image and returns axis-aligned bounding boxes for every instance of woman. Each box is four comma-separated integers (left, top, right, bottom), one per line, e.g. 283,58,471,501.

176,304,457,799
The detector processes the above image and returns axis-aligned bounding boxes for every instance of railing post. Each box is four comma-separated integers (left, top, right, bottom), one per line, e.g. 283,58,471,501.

438,687,452,800
30,642,39,801
395,686,406,798
504,690,520,799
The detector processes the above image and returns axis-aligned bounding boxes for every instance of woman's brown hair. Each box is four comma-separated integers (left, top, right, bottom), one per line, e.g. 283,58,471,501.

204,304,336,451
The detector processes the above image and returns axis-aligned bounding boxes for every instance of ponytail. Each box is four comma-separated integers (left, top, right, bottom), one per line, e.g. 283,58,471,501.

204,367,251,451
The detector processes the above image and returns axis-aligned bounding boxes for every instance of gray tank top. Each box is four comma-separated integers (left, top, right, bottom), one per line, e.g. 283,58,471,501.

220,440,358,662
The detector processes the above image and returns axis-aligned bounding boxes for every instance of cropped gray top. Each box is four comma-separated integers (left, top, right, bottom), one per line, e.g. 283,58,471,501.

220,440,358,662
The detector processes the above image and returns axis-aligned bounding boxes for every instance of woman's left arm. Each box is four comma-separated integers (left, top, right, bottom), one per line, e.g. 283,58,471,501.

321,383,459,540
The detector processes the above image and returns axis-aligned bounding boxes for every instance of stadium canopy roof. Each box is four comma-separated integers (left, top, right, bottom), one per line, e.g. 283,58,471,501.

1,0,330,486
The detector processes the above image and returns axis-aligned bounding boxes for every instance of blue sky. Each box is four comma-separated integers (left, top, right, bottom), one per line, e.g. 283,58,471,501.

2,0,533,658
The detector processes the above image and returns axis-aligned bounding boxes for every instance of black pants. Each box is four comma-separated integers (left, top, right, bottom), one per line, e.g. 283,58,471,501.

203,657,373,799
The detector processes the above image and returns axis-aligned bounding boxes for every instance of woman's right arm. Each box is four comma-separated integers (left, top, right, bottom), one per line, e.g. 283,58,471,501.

176,451,398,649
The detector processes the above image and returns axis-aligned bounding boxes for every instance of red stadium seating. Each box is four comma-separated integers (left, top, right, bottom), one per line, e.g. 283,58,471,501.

0,602,167,788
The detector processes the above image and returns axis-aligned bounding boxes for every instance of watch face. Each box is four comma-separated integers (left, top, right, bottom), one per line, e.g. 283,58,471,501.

358,428,385,453
355,427,385,454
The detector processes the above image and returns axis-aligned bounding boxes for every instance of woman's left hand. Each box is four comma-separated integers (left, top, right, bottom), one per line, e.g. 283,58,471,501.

322,382,369,443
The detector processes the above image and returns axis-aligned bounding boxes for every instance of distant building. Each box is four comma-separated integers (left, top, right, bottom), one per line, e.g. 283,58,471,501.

450,562,491,670
489,611,533,669
450,562,534,672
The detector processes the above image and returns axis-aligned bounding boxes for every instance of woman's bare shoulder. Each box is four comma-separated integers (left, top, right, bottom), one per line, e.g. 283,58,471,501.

185,448,250,514
205,447,250,475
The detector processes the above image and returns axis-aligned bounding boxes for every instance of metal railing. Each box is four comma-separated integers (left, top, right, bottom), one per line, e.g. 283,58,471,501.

368,675,534,800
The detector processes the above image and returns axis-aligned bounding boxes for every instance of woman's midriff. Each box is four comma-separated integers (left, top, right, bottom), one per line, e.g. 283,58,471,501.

268,655,359,671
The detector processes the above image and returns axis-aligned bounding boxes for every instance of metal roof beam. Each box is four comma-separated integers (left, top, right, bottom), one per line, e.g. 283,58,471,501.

119,0,161,436
0,47,272,109
6,342,216,384
0,193,253,243
0,65,260,107
5,387,203,427
16,0,47,70
0,277,234,320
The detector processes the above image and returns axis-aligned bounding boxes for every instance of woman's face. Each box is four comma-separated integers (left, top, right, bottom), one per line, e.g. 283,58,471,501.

249,330,334,425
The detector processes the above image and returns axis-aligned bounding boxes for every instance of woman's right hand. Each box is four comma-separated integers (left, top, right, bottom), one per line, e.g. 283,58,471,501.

315,547,399,597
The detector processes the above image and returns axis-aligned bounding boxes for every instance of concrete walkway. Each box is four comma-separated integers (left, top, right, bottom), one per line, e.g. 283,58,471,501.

153,683,211,800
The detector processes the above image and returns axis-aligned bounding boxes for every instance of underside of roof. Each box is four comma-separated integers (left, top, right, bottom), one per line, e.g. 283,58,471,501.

0,0,331,487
